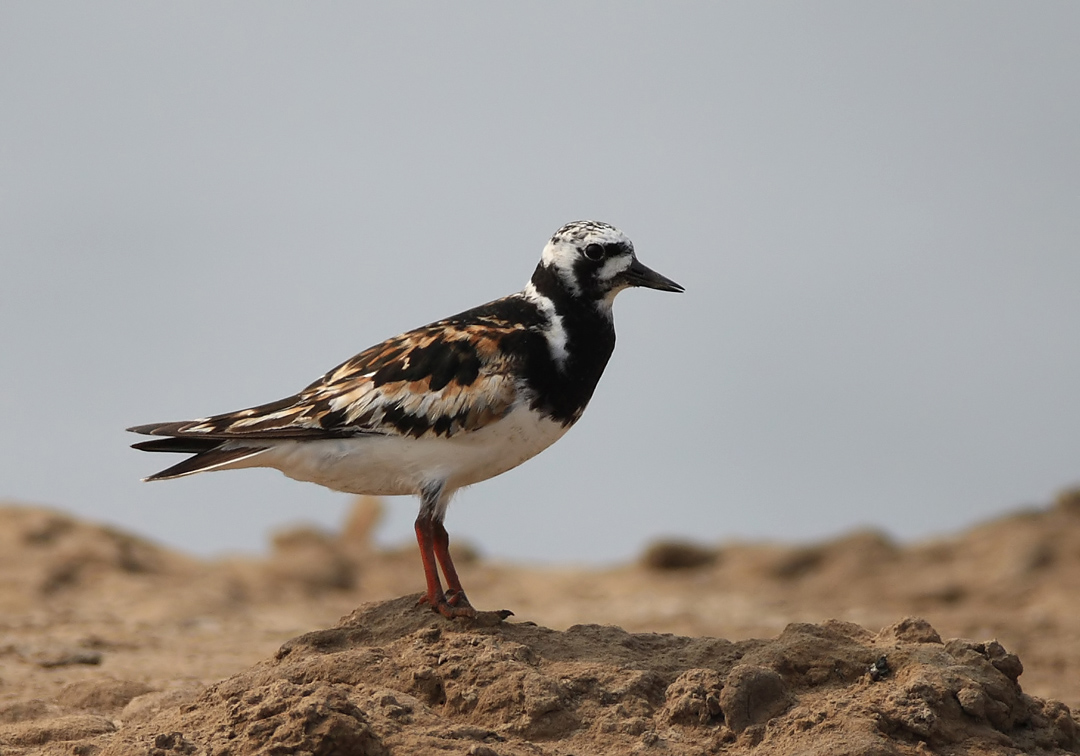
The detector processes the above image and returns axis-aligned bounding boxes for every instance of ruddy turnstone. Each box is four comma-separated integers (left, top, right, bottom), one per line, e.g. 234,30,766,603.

129,220,683,618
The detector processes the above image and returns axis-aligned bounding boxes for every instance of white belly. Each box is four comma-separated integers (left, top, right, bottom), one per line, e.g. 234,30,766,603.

246,403,572,495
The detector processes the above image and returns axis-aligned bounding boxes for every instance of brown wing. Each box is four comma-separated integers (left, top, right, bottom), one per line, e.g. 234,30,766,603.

128,318,526,442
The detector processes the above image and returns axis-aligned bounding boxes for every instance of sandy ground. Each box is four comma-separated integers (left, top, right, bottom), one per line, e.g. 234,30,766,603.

0,491,1078,754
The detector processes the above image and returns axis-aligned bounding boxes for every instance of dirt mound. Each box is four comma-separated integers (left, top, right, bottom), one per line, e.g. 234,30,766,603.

1,494,1079,753
0,599,1068,755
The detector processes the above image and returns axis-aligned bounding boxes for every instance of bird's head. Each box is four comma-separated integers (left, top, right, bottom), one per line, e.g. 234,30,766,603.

531,220,684,313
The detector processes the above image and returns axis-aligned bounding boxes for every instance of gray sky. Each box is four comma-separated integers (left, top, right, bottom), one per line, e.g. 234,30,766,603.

2,2,1078,564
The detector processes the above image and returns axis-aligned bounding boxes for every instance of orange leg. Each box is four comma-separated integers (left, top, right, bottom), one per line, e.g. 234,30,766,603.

414,483,476,619
414,484,508,620
433,519,474,614
414,514,447,611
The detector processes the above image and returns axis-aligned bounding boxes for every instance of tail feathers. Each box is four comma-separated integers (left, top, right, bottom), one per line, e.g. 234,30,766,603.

143,446,270,481
132,437,220,454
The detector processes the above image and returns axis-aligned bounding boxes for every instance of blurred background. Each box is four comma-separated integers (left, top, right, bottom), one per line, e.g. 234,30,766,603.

1,2,1078,564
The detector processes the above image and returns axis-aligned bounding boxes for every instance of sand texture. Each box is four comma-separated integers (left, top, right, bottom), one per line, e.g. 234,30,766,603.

1,492,1078,754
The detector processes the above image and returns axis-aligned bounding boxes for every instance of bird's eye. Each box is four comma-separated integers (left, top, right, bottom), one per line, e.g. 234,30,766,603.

583,243,605,261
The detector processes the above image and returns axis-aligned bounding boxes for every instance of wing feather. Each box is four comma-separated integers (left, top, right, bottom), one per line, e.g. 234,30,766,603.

128,314,529,443
142,447,271,481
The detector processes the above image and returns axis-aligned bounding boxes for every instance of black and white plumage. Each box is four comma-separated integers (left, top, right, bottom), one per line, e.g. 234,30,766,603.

129,220,683,618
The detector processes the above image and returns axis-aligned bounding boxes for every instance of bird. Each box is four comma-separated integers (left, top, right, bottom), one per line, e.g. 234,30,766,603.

128,220,683,618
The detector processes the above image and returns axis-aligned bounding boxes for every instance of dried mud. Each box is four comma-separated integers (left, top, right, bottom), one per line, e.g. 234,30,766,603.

1,491,1078,754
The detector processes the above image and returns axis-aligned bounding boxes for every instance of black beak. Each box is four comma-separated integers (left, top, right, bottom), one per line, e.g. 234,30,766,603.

623,258,684,293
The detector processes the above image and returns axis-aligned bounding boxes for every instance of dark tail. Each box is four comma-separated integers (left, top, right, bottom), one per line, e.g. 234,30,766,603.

128,424,269,481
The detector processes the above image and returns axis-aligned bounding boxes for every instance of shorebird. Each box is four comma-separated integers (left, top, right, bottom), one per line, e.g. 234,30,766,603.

129,220,683,617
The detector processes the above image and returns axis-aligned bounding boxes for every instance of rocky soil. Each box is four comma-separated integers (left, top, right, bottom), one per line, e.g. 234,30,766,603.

1,491,1078,754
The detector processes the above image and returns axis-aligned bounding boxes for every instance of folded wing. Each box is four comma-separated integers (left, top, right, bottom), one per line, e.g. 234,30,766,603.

129,316,528,480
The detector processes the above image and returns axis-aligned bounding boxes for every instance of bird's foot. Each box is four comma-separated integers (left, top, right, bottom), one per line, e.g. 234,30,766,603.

418,590,512,621
439,589,478,619
418,589,476,618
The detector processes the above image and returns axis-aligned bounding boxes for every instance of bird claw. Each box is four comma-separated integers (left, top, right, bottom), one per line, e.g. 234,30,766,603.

418,591,511,621
418,590,475,618
436,598,477,619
